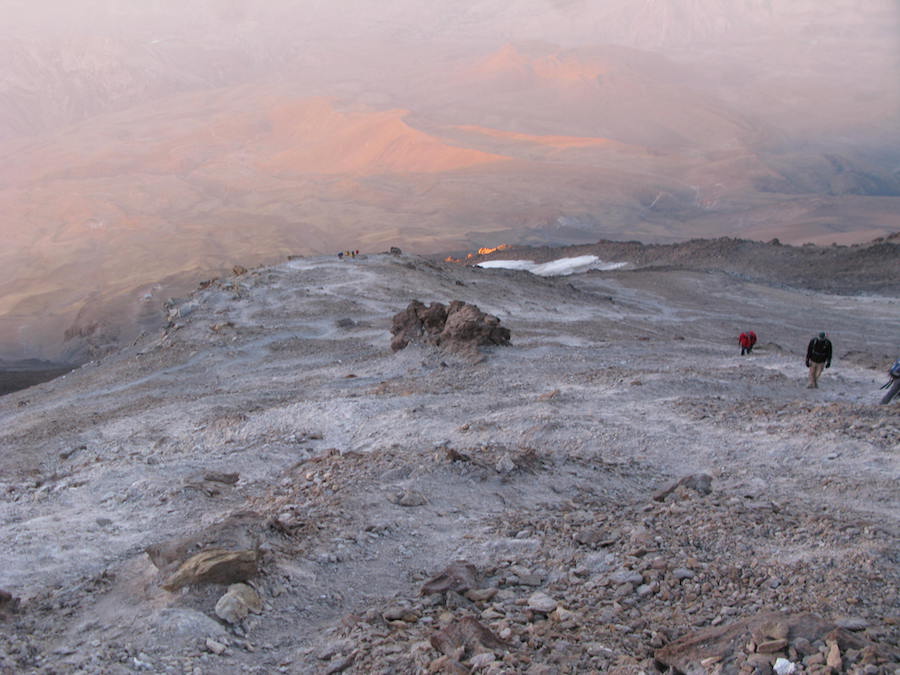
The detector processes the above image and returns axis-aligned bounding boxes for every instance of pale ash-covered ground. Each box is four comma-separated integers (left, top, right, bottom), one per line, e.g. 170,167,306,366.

0,253,897,674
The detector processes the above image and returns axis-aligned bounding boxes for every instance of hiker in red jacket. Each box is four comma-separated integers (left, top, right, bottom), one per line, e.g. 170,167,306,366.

739,331,757,356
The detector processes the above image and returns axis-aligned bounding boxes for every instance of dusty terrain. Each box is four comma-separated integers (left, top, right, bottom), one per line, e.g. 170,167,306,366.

0,251,897,674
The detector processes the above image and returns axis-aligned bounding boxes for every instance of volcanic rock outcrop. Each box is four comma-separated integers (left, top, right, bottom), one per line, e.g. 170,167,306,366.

390,300,511,356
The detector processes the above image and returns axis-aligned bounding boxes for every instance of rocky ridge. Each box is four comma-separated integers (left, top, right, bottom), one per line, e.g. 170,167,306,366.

0,252,897,674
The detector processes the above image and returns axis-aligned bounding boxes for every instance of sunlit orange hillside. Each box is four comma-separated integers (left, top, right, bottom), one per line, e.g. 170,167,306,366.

261,99,508,175
454,125,638,153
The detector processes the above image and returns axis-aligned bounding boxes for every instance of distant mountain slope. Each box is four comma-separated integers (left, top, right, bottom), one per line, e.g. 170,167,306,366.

467,233,900,296
0,2,897,362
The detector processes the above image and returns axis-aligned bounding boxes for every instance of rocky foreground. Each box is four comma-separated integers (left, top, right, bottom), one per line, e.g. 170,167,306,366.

0,252,897,674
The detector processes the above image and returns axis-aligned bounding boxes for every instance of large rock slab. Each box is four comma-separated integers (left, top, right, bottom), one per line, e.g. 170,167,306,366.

146,511,263,573
162,549,259,592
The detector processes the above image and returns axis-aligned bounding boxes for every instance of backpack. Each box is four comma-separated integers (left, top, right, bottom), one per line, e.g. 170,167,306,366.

890,359,900,379
810,338,829,359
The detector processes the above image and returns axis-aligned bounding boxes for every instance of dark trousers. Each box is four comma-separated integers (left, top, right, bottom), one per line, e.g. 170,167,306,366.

882,378,900,404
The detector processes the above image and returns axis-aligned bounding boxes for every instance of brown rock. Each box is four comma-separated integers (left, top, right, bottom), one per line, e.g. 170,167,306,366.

757,639,789,654
390,300,510,355
427,655,468,674
430,617,507,659
162,549,259,591
825,640,842,670
215,583,263,624
465,588,498,603
146,511,262,572
656,613,832,674
203,471,240,485
574,526,607,546
388,490,428,507
659,612,900,675
755,620,790,642
653,473,713,502
421,561,478,596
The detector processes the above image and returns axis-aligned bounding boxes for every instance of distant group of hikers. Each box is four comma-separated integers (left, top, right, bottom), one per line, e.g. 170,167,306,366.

337,250,360,259
737,330,898,404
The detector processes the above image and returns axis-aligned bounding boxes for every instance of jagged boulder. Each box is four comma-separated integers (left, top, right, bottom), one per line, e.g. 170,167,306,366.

390,300,510,356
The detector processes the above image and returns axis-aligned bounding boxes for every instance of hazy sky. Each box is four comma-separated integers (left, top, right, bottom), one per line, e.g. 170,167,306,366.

5,0,897,139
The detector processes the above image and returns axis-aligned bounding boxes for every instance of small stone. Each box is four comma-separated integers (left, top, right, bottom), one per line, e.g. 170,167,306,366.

465,588,498,603
316,640,352,661
215,583,263,625
388,490,428,507
481,608,504,621
325,653,355,674
609,570,643,586
445,590,476,610
205,639,227,655
383,605,419,623
612,582,634,598
773,657,796,675
835,616,869,631
495,455,516,474
746,654,773,674
430,617,506,658
792,637,814,656
825,640,842,670
421,562,478,595
758,620,789,641
551,607,577,623
428,655,468,674
469,652,495,669
804,653,824,666
574,527,606,546
526,591,557,614
672,568,695,581
757,638,788,654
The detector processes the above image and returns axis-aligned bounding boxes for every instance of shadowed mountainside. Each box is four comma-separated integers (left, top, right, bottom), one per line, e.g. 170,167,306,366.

464,233,900,296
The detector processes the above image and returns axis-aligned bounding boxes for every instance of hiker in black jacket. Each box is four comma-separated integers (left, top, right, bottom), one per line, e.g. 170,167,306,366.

805,332,832,388
880,359,900,404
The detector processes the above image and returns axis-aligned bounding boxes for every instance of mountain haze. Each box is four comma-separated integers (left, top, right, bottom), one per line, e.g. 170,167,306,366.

1,1,898,361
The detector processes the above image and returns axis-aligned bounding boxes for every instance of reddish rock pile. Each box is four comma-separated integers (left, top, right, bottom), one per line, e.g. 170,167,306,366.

390,300,510,356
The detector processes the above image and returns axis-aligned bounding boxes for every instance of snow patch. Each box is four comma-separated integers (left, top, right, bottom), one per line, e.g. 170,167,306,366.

477,255,627,277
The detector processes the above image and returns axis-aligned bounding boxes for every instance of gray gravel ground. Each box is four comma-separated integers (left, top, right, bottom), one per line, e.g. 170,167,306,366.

0,253,897,674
